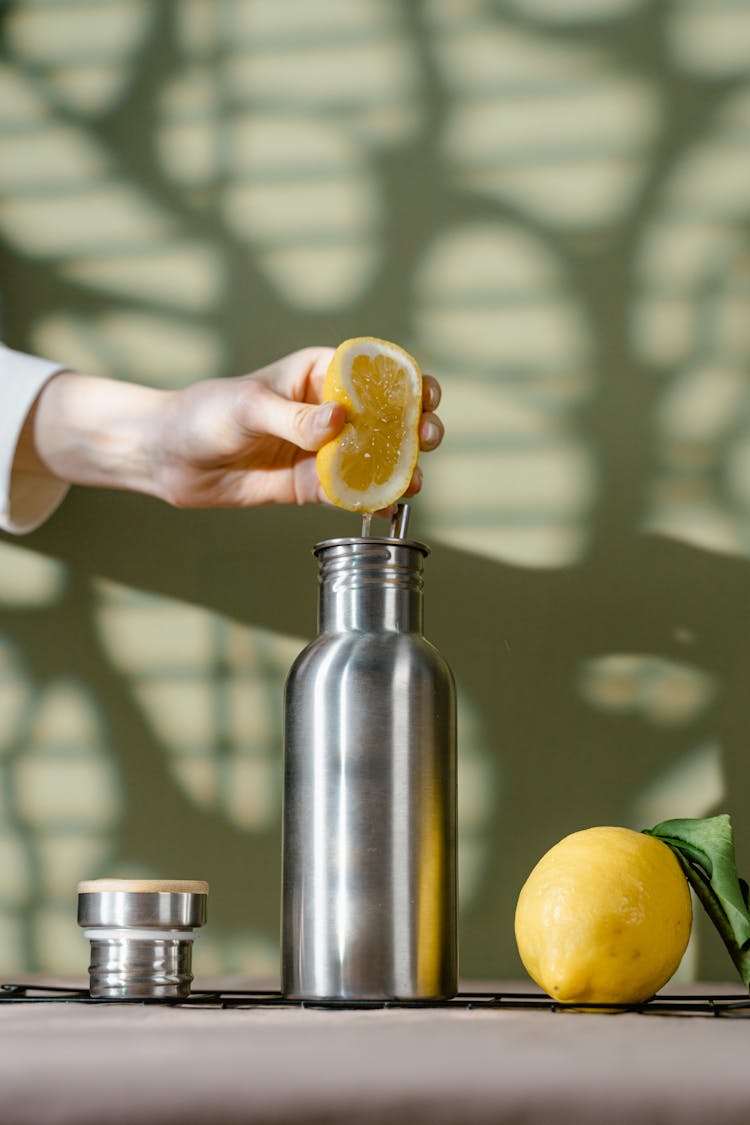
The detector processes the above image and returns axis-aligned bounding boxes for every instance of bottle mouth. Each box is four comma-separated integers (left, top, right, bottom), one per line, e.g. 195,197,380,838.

315,502,428,558
314,536,429,558
314,539,426,595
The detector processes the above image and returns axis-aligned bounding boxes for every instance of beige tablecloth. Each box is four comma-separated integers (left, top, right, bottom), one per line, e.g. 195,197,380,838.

0,982,748,1124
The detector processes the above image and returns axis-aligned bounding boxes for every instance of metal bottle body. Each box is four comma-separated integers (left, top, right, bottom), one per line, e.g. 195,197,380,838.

282,536,457,1000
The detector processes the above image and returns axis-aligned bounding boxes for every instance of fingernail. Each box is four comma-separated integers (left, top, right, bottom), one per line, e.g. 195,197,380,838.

421,420,441,448
315,403,337,432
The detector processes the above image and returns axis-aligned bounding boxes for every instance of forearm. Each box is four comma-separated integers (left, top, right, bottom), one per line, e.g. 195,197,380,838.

5,345,438,522
15,371,169,498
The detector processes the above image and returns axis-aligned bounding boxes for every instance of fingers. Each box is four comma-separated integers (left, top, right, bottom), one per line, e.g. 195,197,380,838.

258,352,441,406
304,401,347,449
423,374,441,412
303,347,336,400
420,376,443,451
240,358,443,460
403,464,423,498
237,384,347,452
262,346,335,403
419,413,443,452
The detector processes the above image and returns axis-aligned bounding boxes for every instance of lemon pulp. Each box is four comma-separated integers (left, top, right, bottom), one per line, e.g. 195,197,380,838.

316,337,422,513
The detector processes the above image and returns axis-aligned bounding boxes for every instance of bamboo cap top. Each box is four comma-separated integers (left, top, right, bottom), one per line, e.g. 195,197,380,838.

77,879,209,895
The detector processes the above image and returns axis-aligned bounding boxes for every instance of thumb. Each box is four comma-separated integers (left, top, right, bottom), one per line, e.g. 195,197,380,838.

250,388,347,451
298,401,348,451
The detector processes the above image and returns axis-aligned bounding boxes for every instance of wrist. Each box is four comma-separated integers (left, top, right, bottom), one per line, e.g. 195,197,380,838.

20,371,170,498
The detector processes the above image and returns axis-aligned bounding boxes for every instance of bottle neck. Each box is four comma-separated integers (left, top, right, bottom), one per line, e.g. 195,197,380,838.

315,539,427,634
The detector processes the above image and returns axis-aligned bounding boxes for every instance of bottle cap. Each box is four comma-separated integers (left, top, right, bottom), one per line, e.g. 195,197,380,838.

77,878,209,999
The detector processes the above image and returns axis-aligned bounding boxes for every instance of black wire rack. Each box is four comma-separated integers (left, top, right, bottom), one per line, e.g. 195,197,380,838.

1,983,748,1017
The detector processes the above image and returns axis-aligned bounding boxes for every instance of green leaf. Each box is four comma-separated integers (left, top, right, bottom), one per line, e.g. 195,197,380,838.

646,815,750,949
644,814,750,990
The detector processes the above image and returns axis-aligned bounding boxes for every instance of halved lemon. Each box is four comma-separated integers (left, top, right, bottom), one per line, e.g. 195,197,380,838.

316,337,423,513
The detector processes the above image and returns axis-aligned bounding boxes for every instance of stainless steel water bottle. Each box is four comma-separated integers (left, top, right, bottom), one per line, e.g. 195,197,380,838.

282,506,457,1000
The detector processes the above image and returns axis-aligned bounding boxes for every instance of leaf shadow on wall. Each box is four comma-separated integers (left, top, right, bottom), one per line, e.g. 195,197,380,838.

6,491,750,980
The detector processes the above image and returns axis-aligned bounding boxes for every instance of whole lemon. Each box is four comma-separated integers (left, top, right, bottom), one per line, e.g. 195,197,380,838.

514,826,692,1004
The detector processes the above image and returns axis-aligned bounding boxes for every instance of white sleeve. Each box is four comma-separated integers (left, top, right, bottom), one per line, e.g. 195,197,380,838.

0,345,70,535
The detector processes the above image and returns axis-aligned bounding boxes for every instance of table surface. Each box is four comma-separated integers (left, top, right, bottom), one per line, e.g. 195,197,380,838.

1,980,748,1124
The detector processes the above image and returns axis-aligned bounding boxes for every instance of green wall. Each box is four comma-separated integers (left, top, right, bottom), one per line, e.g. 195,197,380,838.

1,0,749,982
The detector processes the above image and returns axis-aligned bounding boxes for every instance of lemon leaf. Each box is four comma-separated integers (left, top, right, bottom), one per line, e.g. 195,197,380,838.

646,815,750,948
644,814,750,990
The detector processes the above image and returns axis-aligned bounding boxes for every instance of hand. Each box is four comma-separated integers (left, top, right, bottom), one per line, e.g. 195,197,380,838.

17,347,444,511
151,347,444,509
